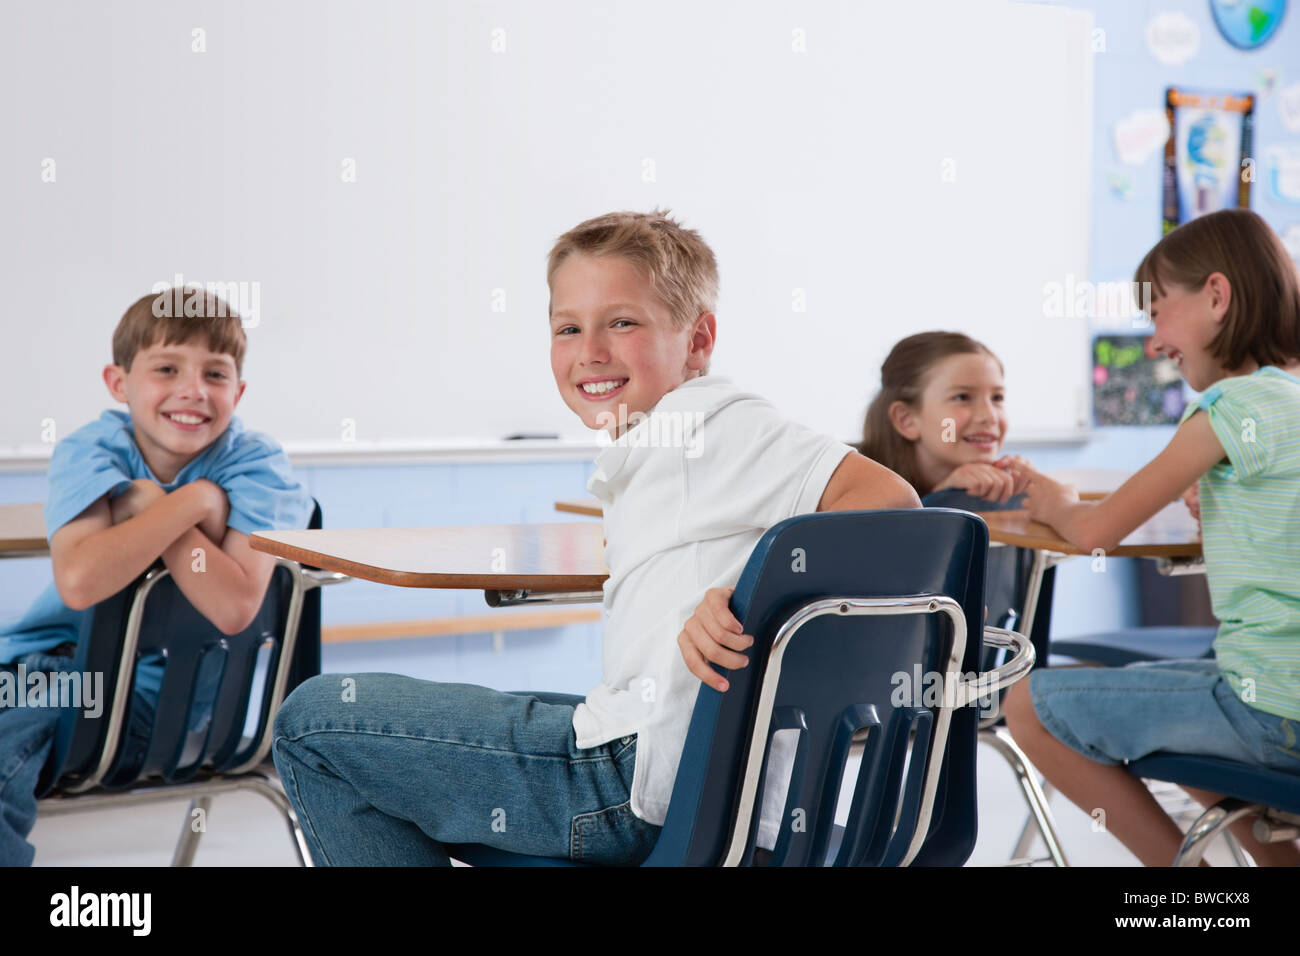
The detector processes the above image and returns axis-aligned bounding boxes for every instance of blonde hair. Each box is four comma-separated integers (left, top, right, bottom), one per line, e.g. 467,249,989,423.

546,209,718,331
112,289,247,375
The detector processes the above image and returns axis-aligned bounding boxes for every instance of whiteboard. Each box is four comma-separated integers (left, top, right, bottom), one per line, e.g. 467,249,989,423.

1,0,1092,457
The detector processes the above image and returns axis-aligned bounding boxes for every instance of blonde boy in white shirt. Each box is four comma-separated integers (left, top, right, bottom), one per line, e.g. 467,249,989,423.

272,209,917,865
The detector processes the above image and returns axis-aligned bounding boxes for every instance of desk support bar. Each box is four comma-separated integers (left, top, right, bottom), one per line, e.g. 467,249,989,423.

486,589,604,607
1155,556,1206,577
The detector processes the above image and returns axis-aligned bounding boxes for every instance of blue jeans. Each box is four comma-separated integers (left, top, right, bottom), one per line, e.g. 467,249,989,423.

0,698,60,867
1030,659,1300,772
271,674,663,866
0,651,161,867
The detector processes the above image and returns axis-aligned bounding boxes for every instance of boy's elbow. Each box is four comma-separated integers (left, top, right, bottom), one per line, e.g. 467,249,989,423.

53,564,95,611
214,609,252,637
214,595,262,636
891,476,922,510
57,585,95,612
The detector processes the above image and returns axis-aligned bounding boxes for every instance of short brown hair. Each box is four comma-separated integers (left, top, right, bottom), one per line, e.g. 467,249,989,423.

546,209,719,330
112,288,247,375
1134,209,1300,371
858,332,1003,496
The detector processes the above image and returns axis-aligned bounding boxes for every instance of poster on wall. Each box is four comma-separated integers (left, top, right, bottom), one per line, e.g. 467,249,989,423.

1161,87,1255,234
1092,335,1188,426
1209,0,1287,50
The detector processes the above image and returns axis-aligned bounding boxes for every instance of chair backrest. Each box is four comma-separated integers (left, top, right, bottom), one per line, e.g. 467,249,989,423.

643,509,989,867
38,502,323,795
921,489,1054,671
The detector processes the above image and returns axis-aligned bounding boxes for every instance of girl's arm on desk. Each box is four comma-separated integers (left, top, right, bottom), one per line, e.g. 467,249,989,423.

1014,411,1222,553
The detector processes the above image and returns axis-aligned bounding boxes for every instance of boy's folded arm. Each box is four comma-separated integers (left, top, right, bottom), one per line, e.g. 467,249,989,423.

50,483,213,610
160,525,276,636
817,451,921,512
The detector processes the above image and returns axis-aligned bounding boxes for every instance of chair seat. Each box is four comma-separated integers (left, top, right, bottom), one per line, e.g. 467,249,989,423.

1050,626,1216,667
1128,753,1300,815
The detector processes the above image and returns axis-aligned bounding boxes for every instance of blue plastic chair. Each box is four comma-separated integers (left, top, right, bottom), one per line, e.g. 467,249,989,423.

921,488,1068,866
449,509,1034,867
36,501,348,865
1126,754,1300,866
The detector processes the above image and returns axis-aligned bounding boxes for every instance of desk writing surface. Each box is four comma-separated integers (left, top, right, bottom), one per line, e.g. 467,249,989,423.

0,503,48,555
980,503,1201,558
251,523,608,590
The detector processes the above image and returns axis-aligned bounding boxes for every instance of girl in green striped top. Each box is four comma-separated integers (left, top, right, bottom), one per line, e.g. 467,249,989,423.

1003,209,1300,866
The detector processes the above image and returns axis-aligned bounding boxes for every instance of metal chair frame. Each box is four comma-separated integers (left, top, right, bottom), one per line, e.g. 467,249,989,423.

36,557,347,866
720,596,1033,866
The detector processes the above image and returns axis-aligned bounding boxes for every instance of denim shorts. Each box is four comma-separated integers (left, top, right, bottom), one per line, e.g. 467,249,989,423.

1029,659,1300,772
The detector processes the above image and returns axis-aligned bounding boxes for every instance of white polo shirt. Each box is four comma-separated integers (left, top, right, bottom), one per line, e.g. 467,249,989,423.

573,375,853,837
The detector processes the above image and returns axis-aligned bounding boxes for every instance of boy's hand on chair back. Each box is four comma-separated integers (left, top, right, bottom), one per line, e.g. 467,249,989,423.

677,586,753,693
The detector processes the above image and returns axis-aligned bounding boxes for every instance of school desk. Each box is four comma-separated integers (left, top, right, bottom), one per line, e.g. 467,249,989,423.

250,523,607,607
0,503,49,558
555,499,601,517
979,501,1203,651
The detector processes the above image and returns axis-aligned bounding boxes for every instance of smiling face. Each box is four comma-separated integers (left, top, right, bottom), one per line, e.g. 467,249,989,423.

1147,274,1232,392
891,352,1008,485
103,339,245,482
549,252,714,434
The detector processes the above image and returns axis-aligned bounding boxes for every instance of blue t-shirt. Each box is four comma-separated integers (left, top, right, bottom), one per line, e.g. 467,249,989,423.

0,410,313,667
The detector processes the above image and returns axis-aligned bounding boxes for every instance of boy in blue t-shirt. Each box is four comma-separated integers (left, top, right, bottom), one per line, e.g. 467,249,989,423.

0,288,312,866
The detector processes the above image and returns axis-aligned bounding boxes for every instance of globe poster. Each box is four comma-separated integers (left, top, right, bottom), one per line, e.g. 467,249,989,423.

1209,0,1287,50
1161,87,1255,234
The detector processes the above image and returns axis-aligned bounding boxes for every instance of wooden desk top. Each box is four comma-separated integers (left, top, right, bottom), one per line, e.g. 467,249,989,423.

0,503,49,556
980,503,1201,558
251,523,609,590
555,499,602,518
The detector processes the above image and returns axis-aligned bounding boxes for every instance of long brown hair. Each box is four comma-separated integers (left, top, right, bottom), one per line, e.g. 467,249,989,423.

1134,209,1300,371
858,332,1002,496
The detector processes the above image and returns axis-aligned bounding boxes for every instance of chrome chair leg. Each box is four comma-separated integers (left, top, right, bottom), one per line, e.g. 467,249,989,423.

1173,798,1260,867
979,727,1068,866
1223,831,1253,867
1011,780,1055,860
235,773,313,867
171,795,212,866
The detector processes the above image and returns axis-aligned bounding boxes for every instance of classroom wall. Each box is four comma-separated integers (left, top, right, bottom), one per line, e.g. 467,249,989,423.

6,0,1295,691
